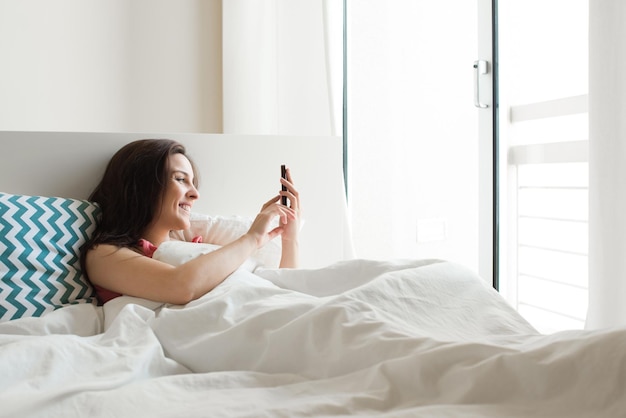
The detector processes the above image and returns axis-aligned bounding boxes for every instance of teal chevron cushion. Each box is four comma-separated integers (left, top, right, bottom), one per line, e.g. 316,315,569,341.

0,193,100,321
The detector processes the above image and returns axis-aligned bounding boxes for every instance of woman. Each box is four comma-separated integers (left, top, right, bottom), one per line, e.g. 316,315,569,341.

81,139,300,305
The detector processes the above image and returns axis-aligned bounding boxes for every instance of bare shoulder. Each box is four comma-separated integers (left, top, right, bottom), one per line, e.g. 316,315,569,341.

85,244,147,282
85,243,175,299
87,243,141,261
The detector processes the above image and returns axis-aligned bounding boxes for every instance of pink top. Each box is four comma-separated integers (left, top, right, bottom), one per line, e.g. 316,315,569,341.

94,236,203,304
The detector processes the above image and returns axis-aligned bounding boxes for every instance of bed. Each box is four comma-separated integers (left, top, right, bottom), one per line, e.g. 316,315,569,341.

0,131,624,418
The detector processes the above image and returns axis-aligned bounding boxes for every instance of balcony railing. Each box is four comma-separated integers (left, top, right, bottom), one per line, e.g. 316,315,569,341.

506,95,588,334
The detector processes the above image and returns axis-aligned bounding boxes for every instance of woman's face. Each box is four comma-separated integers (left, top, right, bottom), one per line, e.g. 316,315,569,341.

153,153,199,232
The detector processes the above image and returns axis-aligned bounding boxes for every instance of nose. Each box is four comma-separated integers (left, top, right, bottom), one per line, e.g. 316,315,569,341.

188,184,200,200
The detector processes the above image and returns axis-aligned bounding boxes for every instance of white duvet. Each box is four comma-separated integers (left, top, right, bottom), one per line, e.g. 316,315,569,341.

0,259,625,418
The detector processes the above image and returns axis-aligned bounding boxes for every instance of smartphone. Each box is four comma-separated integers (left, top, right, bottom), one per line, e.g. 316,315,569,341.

281,164,288,205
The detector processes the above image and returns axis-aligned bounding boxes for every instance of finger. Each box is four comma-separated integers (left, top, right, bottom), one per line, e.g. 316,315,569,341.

258,201,295,226
280,184,300,208
281,176,298,196
280,169,296,190
279,177,299,202
276,203,295,218
267,226,284,240
279,177,293,192
279,190,298,210
273,204,297,224
261,195,281,210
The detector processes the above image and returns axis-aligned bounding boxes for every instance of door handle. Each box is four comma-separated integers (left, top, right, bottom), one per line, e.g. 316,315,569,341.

474,60,489,108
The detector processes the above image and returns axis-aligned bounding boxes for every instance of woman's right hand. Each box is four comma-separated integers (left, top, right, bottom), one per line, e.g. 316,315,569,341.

246,195,296,248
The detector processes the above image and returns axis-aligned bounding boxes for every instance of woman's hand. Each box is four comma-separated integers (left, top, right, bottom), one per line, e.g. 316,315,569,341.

246,195,296,249
279,167,301,244
245,167,301,268
278,167,301,268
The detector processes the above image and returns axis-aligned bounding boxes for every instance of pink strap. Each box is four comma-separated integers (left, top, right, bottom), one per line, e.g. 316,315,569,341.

138,239,158,258
138,236,203,258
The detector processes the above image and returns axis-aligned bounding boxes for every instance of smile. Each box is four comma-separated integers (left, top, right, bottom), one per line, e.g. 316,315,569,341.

179,204,192,213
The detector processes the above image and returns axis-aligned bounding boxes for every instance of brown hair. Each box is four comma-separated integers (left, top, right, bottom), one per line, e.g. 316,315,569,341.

80,139,198,272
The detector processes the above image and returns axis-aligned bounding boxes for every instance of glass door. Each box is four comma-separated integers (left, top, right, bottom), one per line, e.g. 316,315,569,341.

497,0,588,333
346,0,496,283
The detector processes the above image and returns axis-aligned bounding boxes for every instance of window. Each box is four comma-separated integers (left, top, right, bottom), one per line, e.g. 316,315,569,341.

498,0,589,333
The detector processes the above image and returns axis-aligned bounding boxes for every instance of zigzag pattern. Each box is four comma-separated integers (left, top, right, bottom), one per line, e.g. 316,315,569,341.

0,193,100,321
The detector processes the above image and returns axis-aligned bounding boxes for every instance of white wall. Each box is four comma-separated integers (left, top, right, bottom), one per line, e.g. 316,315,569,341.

0,0,222,133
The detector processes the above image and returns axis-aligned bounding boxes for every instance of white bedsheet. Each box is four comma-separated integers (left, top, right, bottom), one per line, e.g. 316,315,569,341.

0,259,624,417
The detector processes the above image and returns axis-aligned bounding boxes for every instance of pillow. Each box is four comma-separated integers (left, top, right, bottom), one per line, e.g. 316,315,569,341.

169,213,282,268
153,240,258,272
0,193,100,322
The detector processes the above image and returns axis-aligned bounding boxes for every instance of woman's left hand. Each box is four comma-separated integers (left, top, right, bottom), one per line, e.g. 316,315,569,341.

278,167,301,267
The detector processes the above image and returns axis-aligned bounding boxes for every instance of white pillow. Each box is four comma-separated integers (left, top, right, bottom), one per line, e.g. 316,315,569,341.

169,213,282,268
153,241,258,272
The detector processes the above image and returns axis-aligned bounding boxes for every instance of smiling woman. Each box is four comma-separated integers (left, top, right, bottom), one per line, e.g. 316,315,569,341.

146,153,201,244
81,139,301,305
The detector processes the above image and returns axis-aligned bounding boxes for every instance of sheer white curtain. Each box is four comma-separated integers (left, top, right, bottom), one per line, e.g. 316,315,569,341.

221,0,342,135
220,0,354,261
587,1,626,329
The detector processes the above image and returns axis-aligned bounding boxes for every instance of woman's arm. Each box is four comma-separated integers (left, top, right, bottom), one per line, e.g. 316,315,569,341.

86,198,295,305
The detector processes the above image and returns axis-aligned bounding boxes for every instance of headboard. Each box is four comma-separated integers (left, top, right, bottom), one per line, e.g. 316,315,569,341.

0,131,354,268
